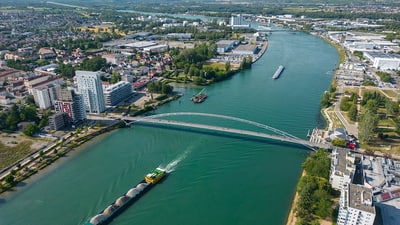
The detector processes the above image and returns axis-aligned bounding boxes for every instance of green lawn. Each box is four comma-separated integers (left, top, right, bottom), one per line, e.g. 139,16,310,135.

381,89,398,99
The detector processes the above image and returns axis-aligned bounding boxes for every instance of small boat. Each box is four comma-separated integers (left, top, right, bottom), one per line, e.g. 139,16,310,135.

191,88,207,103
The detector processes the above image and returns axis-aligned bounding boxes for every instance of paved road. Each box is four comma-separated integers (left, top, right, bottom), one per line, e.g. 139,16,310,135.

334,87,359,137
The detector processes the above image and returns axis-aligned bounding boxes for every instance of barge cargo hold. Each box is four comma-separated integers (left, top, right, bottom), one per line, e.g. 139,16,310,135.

272,65,285,79
85,167,166,225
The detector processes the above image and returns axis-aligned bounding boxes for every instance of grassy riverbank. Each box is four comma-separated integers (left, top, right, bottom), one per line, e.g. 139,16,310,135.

0,121,124,194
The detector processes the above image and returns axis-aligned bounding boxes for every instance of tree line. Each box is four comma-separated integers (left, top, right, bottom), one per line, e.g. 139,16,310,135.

0,103,51,136
295,149,334,225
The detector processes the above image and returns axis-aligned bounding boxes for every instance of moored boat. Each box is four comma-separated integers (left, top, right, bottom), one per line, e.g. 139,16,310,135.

272,65,285,79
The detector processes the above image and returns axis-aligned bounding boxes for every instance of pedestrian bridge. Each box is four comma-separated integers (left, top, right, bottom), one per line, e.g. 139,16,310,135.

121,112,331,151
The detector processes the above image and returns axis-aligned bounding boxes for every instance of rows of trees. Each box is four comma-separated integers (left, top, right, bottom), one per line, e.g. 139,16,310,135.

376,71,392,83
340,92,358,121
359,91,399,143
173,42,216,69
296,149,333,225
320,84,337,108
147,81,174,94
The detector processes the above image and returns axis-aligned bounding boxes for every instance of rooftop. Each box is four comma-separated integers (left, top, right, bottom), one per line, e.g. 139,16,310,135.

349,184,375,214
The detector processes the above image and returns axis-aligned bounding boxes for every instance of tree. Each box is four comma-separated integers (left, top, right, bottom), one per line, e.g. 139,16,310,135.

5,174,14,185
110,71,121,84
332,138,347,147
80,56,107,71
359,109,379,143
348,104,357,121
225,61,231,72
296,185,314,220
386,100,399,116
320,92,330,108
56,63,75,79
23,123,39,137
302,149,330,179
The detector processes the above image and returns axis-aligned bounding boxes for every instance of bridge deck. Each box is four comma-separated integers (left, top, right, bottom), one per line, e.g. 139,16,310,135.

123,116,331,150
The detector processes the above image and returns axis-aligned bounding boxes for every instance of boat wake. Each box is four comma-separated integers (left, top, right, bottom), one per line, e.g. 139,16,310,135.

163,150,191,173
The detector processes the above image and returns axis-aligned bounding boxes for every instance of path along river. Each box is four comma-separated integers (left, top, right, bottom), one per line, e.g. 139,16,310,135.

0,31,338,225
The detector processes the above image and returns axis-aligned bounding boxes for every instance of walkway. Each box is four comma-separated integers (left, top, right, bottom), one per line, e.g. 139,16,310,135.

122,112,332,150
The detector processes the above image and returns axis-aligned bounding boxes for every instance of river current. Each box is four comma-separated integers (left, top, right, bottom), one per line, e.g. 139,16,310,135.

0,31,338,225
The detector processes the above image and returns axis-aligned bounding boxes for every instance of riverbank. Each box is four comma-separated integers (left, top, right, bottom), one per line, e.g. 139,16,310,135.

0,121,124,194
284,32,342,225
285,170,305,225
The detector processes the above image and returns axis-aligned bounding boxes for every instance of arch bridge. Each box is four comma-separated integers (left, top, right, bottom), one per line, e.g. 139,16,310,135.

122,112,331,151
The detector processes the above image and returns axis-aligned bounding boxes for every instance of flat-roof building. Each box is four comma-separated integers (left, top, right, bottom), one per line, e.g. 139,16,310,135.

337,184,375,225
75,71,106,114
103,81,132,106
364,52,400,70
330,148,355,191
49,112,66,131
232,44,259,55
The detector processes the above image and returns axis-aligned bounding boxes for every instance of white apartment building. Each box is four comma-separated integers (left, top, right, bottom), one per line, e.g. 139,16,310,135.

337,184,375,225
32,84,57,109
75,71,106,114
230,14,243,26
330,148,356,190
103,81,132,106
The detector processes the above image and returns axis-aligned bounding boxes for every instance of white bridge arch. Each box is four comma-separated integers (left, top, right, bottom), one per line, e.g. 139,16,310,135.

144,112,302,141
123,112,330,150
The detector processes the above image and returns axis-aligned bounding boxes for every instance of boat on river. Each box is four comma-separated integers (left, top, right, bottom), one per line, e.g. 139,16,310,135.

191,88,207,103
85,167,166,225
272,65,285,79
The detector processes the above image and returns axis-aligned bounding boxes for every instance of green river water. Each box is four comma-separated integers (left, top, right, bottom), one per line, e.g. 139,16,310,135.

0,31,338,225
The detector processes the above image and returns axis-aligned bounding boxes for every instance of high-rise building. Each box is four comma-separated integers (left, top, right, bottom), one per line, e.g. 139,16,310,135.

75,71,106,114
103,81,132,106
230,14,243,26
32,84,57,109
330,148,355,190
54,87,86,125
337,184,375,225
230,14,250,29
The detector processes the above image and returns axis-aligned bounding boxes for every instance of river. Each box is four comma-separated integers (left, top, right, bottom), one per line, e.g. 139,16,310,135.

0,31,338,225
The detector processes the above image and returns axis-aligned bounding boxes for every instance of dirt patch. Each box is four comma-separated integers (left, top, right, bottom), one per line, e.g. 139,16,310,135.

0,132,55,170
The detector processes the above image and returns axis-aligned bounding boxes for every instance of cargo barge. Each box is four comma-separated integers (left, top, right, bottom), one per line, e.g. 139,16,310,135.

272,65,284,79
84,168,166,225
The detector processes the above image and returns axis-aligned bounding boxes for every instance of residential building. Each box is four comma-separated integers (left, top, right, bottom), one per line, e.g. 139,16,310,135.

48,112,66,130
230,14,243,26
337,184,375,225
103,81,132,106
32,84,57,109
75,70,106,114
330,148,355,190
54,87,86,125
